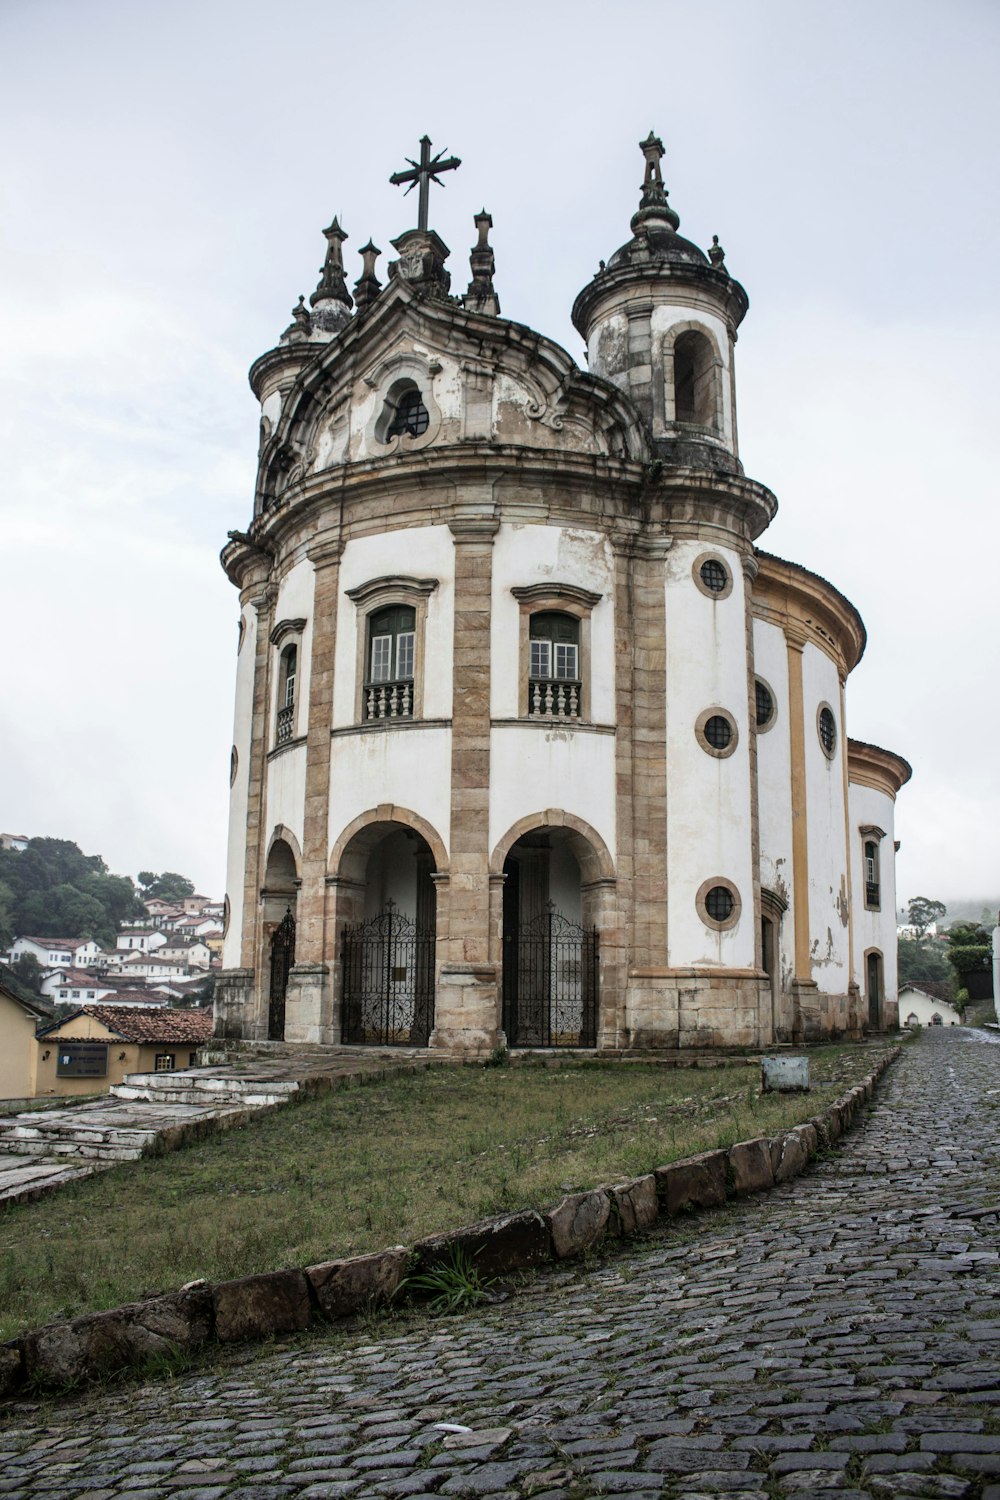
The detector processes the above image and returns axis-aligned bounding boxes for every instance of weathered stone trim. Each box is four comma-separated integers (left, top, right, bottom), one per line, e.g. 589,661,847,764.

0,1048,900,1397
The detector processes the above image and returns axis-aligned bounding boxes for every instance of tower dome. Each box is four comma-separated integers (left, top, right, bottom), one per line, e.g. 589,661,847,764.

572,133,747,471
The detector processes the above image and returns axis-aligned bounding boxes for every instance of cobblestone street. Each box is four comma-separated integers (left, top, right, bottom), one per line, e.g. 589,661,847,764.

1,1028,998,1499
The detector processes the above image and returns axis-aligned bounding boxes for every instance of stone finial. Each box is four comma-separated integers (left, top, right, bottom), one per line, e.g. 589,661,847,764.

709,234,727,272
280,294,313,344
462,208,500,317
353,240,383,311
631,129,680,236
311,217,353,310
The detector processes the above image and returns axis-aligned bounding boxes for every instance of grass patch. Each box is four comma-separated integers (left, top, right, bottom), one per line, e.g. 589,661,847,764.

0,1043,894,1340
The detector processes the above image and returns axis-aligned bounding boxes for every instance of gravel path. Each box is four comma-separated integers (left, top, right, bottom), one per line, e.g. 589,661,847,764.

1,1028,998,1499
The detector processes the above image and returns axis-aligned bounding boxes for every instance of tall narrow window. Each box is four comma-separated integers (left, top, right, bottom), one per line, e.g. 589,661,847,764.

528,612,580,719
276,645,297,745
365,605,416,720
864,839,881,910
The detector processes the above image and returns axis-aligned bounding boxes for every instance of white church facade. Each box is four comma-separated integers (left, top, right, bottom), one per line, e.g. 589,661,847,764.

216,134,910,1055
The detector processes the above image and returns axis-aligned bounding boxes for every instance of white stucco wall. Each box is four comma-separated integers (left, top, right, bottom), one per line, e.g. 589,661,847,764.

265,744,307,859
848,780,899,1002
327,726,452,862
488,725,616,864
333,527,455,728
664,540,754,967
490,523,615,724
754,619,795,988
223,604,256,968
802,645,850,992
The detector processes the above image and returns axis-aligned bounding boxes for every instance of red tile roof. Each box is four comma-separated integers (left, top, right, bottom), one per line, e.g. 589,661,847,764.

54,1005,213,1044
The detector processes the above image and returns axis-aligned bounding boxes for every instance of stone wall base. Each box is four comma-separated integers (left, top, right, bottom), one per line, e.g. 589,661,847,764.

428,964,500,1057
213,969,255,1041
626,970,774,1049
284,963,331,1044
792,979,862,1042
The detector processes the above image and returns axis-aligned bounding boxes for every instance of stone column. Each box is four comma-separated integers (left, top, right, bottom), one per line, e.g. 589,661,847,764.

430,509,499,1055
838,673,862,1036
285,534,342,1044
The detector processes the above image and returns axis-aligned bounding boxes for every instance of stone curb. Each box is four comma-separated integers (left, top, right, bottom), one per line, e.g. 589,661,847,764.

0,1047,900,1397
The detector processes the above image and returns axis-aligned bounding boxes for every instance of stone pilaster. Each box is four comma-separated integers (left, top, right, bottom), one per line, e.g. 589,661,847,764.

286,534,342,1043
785,622,818,1039
613,531,670,1048
742,551,770,1044
240,578,276,1038
430,509,499,1055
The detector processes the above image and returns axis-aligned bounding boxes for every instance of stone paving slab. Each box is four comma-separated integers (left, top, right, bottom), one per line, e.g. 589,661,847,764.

1,1029,999,1498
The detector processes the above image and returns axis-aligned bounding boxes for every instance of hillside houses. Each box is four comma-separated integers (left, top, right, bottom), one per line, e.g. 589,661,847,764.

1,892,223,1019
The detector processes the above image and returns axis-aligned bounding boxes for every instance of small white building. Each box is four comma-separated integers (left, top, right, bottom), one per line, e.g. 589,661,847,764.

115,929,168,954
899,984,962,1028
157,939,212,968
121,955,190,980
0,833,28,852
7,936,101,969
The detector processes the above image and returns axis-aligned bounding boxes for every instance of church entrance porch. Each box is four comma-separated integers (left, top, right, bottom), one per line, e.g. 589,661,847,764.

332,821,438,1048
501,832,599,1048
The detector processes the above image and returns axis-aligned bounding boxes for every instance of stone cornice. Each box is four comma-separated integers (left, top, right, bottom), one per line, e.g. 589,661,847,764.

847,738,912,798
510,582,603,610
753,550,866,677
345,575,439,605
269,616,306,646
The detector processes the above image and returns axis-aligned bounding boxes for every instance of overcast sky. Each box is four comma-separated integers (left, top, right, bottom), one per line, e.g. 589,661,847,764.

1,0,997,913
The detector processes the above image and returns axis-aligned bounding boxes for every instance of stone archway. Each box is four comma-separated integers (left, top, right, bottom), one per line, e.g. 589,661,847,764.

261,835,299,1040
490,811,618,1049
328,807,448,1047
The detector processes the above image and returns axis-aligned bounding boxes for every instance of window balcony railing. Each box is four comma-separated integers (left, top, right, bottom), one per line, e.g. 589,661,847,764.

528,677,581,720
866,881,880,908
276,705,295,745
364,678,414,721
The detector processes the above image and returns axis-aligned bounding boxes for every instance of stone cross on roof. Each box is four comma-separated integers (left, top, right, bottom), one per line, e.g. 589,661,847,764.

390,135,461,233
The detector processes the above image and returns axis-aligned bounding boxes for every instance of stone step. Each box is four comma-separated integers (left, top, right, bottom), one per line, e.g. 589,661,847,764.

110,1071,300,1108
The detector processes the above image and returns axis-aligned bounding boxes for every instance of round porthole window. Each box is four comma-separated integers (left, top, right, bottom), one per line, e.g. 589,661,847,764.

818,704,837,758
229,746,239,786
692,552,734,601
696,878,742,931
755,678,775,732
695,707,739,759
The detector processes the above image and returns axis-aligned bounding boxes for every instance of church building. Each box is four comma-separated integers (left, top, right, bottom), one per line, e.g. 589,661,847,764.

216,133,910,1054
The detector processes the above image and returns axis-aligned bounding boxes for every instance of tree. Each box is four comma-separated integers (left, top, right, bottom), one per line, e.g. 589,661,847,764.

945,922,992,982
906,897,947,937
0,836,145,946
137,871,196,902
9,953,44,996
897,937,951,988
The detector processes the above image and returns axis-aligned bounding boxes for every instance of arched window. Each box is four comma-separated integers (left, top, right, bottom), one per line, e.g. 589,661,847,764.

365,605,416,720
528,612,580,719
673,329,718,428
276,645,297,745
378,380,430,442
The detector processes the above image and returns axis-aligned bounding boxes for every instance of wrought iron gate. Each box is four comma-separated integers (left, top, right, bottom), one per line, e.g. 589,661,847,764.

268,908,296,1040
503,902,598,1048
341,902,435,1046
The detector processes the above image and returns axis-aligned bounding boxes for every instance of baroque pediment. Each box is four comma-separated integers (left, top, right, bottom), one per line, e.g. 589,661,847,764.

254,281,648,513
